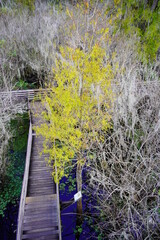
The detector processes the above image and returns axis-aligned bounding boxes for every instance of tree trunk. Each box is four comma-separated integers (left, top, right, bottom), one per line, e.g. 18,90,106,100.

76,162,83,215
151,0,158,11
76,161,83,240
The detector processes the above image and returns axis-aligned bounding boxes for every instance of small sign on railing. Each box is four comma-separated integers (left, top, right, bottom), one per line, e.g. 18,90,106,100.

74,191,82,202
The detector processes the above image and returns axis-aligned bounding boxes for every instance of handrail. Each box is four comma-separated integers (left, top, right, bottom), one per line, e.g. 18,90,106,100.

0,89,52,100
16,119,33,240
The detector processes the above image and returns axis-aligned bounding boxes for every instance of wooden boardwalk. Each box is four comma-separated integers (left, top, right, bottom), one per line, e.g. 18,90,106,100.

17,102,61,240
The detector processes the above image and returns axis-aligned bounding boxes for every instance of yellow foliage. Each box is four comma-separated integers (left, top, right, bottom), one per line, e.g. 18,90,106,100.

36,45,113,183
114,0,121,5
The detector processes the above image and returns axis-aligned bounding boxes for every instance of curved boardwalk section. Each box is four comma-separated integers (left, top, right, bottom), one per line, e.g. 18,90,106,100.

17,102,61,240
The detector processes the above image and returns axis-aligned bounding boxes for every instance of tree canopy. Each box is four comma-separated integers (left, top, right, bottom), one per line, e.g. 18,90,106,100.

36,44,113,182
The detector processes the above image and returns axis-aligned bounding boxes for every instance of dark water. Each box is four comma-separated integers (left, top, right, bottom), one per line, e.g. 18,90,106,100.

0,203,19,240
60,192,94,240
60,170,96,240
60,189,77,239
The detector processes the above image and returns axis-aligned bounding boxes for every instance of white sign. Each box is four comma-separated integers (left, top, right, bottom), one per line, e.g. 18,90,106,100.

74,191,82,202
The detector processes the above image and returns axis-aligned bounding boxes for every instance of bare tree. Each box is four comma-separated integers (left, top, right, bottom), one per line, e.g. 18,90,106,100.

0,2,63,90
85,46,160,238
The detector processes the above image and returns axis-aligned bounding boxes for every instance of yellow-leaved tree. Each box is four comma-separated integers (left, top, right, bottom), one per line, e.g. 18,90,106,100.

35,44,113,217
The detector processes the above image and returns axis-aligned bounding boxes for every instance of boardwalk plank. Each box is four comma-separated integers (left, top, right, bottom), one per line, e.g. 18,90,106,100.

23,212,57,221
26,194,57,203
23,234,58,240
28,183,54,188
25,202,57,210
27,190,55,196
23,221,58,231
28,186,55,191
23,216,58,224
22,229,59,239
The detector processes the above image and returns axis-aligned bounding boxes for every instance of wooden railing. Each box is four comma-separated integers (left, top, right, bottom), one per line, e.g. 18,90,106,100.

16,119,33,240
0,89,51,101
